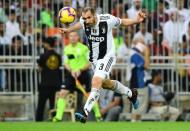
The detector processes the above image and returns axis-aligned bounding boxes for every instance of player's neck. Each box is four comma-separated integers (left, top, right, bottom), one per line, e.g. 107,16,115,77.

94,14,98,25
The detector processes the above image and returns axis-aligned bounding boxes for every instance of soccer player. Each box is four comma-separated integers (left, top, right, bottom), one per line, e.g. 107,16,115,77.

59,7,146,123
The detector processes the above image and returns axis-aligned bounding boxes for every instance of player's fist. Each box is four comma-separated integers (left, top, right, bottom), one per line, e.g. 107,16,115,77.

59,28,69,34
136,10,146,23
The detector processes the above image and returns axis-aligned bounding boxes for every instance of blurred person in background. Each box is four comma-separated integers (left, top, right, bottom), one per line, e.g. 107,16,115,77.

148,70,180,121
177,0,190,22
36,37,62,121
128,37,150,121
99,89,123,121
152,0,169,28
5,9,21,44
53,31,101,122
133,21,153,45
127,0,142,19
142,0,157,13
0,21,9,45
163,8,183,51
38,0,54,27
88,0,103,14
2,35,28,91
0,1,8,23
113,28,124,55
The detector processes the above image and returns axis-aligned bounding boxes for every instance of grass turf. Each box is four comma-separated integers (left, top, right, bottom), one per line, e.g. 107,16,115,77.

0,122,189,131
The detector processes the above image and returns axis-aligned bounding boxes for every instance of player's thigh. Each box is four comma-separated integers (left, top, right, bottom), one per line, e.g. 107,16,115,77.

92,57,116,79
78,70,92,92
64,72,76,93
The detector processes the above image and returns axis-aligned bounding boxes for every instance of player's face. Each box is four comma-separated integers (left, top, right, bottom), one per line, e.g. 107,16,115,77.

82,11,96,27
69,32,79,44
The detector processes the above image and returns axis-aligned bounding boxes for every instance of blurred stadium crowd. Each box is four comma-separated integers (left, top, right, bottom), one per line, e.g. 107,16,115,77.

0,0,190,122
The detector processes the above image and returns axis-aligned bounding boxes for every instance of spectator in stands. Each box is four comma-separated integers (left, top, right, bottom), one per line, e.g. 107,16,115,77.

177,0,190,22
127,0,142,19
153,0,169,28
150,28,169,63
113,28,124,55
3,35,28,91
163,8,183,50
52,31,100,122
0,21,9,45
17,0,32,23
129,37,150,121
0,1,8,23
99,90,123,121
5,9,21,44
36,37,62,121
133,21,153,45
35,33,44,56
179,21,190,54
117,28,134,62
20,21,33,46
148,70,180,121
38,1,54,27
88,0,103,14
112,2,126,18
142,0,157,13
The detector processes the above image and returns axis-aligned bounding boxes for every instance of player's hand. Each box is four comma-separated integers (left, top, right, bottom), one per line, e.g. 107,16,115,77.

59,89,68,98
71,71,81,78
100,108,107,115
136,10,146,23
59,28,70,34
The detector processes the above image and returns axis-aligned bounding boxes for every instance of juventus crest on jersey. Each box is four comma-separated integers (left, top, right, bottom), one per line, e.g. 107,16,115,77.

80,14,121,62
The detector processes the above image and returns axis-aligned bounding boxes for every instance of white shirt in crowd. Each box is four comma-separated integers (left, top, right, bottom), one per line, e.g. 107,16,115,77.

133,31,153,45
163,20,183,49
5,20,21,44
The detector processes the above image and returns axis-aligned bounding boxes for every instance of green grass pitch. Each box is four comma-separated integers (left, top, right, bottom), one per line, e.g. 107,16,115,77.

0,122,189,131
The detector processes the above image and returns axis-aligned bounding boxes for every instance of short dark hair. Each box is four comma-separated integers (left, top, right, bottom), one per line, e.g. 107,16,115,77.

44,37,56,48
82,7,95,15
12,35,22,43
151,70,161,78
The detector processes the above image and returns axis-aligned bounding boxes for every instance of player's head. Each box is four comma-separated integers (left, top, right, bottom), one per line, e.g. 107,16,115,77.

9,9,16,22
69,31,79,44
82,7,96,27
11,35,23,50
43,37,56,49
151,70,162,84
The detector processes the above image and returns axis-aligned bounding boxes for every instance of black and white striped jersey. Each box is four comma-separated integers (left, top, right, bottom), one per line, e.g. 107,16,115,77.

80,14,121,62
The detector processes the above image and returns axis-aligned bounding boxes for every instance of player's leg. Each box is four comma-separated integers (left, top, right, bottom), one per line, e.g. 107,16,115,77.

102,79,139,109
53,89,69,122
36,87,48,121
75,57,113,123
53,70,75,122
75,76,102,123
78,69,102,120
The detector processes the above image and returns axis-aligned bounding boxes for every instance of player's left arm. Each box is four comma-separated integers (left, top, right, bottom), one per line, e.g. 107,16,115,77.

120,10,146,26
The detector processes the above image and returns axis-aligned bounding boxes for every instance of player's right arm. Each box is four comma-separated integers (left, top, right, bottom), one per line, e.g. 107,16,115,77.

59,22,82,34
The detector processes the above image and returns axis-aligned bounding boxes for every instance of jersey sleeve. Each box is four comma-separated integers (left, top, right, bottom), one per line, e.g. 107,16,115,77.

63,48,69,65
79,16,85,28
107,14,121,28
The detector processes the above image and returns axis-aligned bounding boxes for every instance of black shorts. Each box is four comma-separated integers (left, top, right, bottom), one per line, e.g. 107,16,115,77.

62,69,92,93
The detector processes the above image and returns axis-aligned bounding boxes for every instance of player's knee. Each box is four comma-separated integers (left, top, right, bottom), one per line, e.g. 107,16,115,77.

92,76,103,88
59,89,68,98
102,79,115,90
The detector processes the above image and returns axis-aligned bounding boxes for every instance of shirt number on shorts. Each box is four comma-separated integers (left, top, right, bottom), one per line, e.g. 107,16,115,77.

99,63,104,70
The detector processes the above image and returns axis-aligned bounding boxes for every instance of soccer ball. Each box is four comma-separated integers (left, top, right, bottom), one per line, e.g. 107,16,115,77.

58,7,76,24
